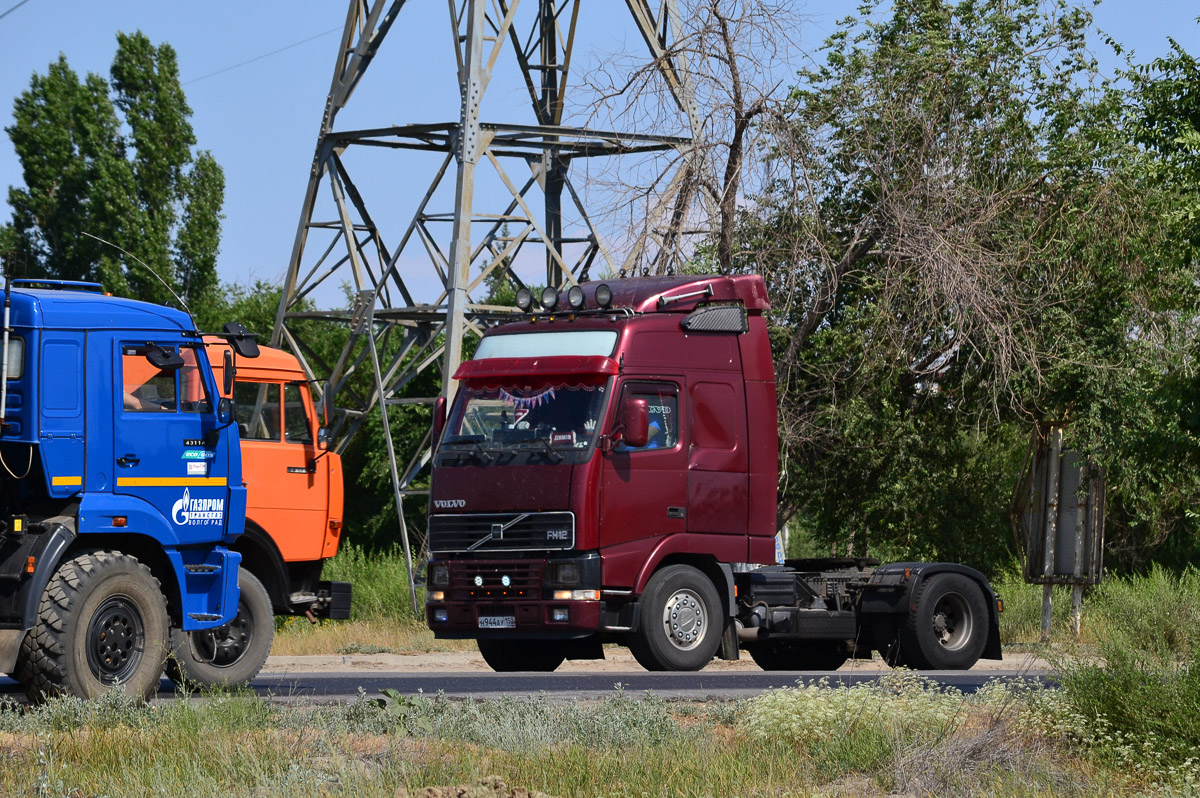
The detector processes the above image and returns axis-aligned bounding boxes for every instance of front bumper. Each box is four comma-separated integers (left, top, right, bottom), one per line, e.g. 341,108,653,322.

426,598,602,638
426,553,603,638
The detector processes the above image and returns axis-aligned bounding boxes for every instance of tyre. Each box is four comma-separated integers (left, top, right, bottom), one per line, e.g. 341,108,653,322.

897,573,988,670
746,640,848,671
477,638,565,672
15,550,169,702
165,568,274,689
628,564,721,671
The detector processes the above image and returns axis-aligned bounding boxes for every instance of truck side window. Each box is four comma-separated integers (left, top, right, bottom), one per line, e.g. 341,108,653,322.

234,382,281,440
122,349,177,413
179,347,212,414
620,387,678,451
283,384,312,443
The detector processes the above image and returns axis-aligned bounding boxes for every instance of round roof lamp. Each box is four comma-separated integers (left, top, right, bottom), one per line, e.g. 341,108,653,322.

515,287,534,312
594,283,613,309
540,286,559,311
567,285,585,310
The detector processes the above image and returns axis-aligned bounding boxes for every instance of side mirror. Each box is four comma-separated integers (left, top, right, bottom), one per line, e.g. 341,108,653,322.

432,396,447,448
222,322,260,359
218,396,233,424
317,426,329,449
621,398,649,448
222,350,235,397
146,346,184,371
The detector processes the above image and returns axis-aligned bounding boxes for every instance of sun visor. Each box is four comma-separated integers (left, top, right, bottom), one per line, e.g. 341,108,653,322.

454,355,618,381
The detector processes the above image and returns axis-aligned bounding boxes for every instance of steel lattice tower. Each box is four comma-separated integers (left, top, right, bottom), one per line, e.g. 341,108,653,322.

273,0,703,611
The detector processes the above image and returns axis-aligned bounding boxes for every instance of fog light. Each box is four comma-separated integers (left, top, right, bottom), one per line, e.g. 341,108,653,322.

553,590,572,600
551,607,570,622
432,608,449,622
429,591,445,601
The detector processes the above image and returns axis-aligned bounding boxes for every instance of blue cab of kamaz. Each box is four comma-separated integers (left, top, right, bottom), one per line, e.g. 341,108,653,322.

0,278,259,700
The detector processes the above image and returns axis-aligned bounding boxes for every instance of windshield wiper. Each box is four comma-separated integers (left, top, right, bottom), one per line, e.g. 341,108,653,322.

442,436,495,464
520,439,563,464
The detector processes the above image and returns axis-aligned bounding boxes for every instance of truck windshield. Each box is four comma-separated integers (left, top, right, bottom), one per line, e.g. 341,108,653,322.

441,381,609,462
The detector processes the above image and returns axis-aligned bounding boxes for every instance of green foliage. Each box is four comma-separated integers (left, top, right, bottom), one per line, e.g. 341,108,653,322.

320,542,414,620
3,31,224,317
749,0,1200,572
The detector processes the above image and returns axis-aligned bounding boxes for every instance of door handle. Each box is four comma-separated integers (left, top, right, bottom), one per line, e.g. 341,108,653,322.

667,506,686,519
117,455,140,467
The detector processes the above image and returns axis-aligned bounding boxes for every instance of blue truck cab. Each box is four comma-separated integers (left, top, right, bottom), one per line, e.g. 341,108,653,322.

0,280,252,700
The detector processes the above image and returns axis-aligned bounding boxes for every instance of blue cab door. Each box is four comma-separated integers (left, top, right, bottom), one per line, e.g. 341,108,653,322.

112,339,233,544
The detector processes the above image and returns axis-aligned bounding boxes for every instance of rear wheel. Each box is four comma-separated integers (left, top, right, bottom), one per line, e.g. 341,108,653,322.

16,550,169,702
897,573,988,670
166,568,274,689
628,565,721,671
477,639,566,672
747,640,848,671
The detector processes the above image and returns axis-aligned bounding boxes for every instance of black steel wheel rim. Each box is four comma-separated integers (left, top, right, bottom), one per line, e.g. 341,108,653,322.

191,597,252,668
85,595,146,685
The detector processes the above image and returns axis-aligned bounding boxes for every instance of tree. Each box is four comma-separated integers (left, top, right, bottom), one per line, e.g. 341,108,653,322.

581,0,801,273
741,0,1200,571
3,31,224,319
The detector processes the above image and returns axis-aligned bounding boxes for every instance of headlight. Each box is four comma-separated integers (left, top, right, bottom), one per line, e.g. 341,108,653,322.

548,561,581,586
430,563,449,587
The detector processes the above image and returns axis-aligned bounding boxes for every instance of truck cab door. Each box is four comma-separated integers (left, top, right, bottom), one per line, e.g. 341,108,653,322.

599,382,687,548
234,379,328,561
113,341,232,543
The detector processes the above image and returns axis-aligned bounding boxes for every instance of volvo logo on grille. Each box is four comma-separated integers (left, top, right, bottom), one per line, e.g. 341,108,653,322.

466,513,530,551
434,499,466,509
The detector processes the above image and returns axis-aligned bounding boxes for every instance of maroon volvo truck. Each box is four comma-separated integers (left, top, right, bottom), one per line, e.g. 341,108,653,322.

425,274,1002,672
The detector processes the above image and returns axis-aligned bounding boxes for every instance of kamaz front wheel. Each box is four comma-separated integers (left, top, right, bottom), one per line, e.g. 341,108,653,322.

16,550,170,702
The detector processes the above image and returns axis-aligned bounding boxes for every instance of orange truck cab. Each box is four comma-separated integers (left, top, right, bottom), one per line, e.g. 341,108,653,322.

164,340,351,688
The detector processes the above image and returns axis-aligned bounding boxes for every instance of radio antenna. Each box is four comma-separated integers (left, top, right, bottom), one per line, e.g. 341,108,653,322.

82,232,194,322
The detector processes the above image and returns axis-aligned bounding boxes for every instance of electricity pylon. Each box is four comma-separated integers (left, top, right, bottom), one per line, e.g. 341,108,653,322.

273,0,703,613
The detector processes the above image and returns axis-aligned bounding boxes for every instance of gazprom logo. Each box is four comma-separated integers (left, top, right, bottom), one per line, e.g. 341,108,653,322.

171,487,225,526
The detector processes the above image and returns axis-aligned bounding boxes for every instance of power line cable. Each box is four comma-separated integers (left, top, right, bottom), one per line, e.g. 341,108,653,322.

0,0,32,22
184,25,341,86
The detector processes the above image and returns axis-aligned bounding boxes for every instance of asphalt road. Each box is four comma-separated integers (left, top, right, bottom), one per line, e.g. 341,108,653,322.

0,666,1049,703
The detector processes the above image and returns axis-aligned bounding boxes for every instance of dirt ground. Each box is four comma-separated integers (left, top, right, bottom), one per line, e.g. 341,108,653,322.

261,647,1051,674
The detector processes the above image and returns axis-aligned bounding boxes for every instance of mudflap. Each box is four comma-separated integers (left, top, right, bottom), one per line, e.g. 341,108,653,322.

167,546,242,631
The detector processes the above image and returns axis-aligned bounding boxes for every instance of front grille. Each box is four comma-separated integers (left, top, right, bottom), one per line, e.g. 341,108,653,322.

428,512,575,553
449,561,543,600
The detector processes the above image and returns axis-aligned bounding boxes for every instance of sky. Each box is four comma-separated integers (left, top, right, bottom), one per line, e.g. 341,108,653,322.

0,1,1197,309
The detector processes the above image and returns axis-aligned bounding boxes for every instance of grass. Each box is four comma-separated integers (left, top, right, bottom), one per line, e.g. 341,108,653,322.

0,678,1141,797
271,543,474,656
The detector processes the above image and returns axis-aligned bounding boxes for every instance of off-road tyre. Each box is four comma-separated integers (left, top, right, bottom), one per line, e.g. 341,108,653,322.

746,640,849,671
165,568,273,689
897,573,988,670
628,564,721,671
15,550,169,702
477,638,566,672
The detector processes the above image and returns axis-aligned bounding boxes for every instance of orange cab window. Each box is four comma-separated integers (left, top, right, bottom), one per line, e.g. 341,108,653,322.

235,382,280,440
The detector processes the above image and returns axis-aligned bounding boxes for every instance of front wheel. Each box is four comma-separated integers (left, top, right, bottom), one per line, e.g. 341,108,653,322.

897,573,988,670
628,564,722,671
16,550,170,702
166,568,274,689
477,639,566,672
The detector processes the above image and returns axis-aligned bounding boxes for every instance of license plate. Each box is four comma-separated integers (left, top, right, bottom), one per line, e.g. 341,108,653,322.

478,615,516,629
